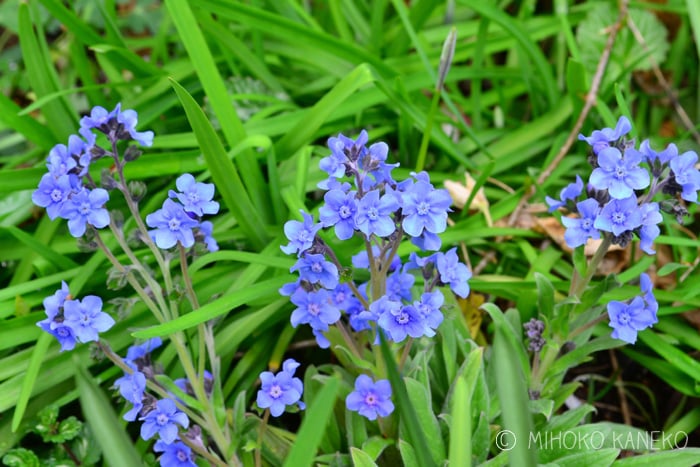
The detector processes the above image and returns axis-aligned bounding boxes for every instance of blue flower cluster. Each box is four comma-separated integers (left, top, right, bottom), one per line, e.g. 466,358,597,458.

277,130,472,420
32,103,153,237
147,173,220,251
113,338,197,466
37,282,115,351
549,116,700,253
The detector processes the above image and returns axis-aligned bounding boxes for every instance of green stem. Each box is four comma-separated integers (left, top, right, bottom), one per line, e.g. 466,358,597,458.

415,89,442,173
572,235,612,298
255,409,270,467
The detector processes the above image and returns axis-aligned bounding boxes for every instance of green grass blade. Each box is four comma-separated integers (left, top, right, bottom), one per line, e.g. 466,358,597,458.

169,78,267,249
282,375,340,467
448,376,470,466
10,333,51,432
1,226,78,270
74,361,143,466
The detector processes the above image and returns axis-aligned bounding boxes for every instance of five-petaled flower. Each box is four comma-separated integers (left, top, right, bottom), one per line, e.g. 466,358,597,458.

346,375,394,421
256,359,305,417
146,199,200,249
140,398,189,444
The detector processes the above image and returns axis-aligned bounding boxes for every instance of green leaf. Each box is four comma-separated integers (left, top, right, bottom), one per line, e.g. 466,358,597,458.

397,439,420,467
613,449,700,466
282,375,340,467
404,378,445,464
535,273,556,320
552,448,620,467
448,376,470,467
350,447,378,467
74,361,143,466
169,77,267,250
1,448,40,467
11,333,52,432
656,262,689,277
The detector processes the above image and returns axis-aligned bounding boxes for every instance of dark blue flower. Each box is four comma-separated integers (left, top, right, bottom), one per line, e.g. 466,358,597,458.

589,146,650,199
637,202,662,254
578,116,631,154
290,289,340,331
62,295,115,343
545,175,584,212
355,190,399,238
561,198,601,248
319,189,358,240
436,248,472,298
290,254,339,289
607,296,656,344
345,375,394,421
256,358,305,417
281,211,322,256
669,150,700,203
140,398,189,444
153,440,197,467
60,188,110,237
146,199,200,249
168,173,219,216
594,196,643,236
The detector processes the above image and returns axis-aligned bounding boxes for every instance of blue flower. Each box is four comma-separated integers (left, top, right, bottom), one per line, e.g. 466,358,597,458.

290,254,339,289
116,107,154,147
410,230,442,251
329,283,359,311
114,371,147,421
414,291,445,332
36,282,77,352
197,221,219,252
46,143,78,177
669,150,700,203
281,211,322,256
578,116,631,154
146,199,200,249
32,174,80,220
140,398,189,444
355,190,399,238
400,180,452,237
60,188,110,237
154,440,197,467
125,337,163,370
385,270,415,302
80,105,120,132
637,202,662,254
62,295,115,343
345,375,394,421
319,189,358,240
639,140,677,166
256,358,305,417
377,303,427,342
594,196,642,236
561,198,601,248
545,175,584,212
607,296,657,344
640,273,658,316
589,146,650,199
290,289,340,331
168,173,219,216
436,248,472,298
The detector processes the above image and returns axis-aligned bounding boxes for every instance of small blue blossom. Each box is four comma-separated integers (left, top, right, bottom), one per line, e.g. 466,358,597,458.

385,270,415,302
410,230,442,251
329,283,358,311
290,254,339,289
168,173,219,216
378,304,427,342
561,198,601,248
638,202,662,254
46,143,78,177
545,175,584,212
355,190,399,238
80,105,119,132
114,371,147,421
32,174,79,220
117,107,154,147
607,296,657,344
414,291,445,332
125,337,163,370
140,398,189,444
62,295,115,343
436,248,472,298
345,375,394,421
640,273,658,316
578,116,631,154
290,289,340,331
146,199,200,249
36,282,77,352
197,221,219,252
639,140,677,166
281,211,322,256
589,146,650,199
153,440,197,467
400,180,453,237
669,150,700,203
319,189,358,240
594,196,643,236
256,358,305,417
60,188,110,237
